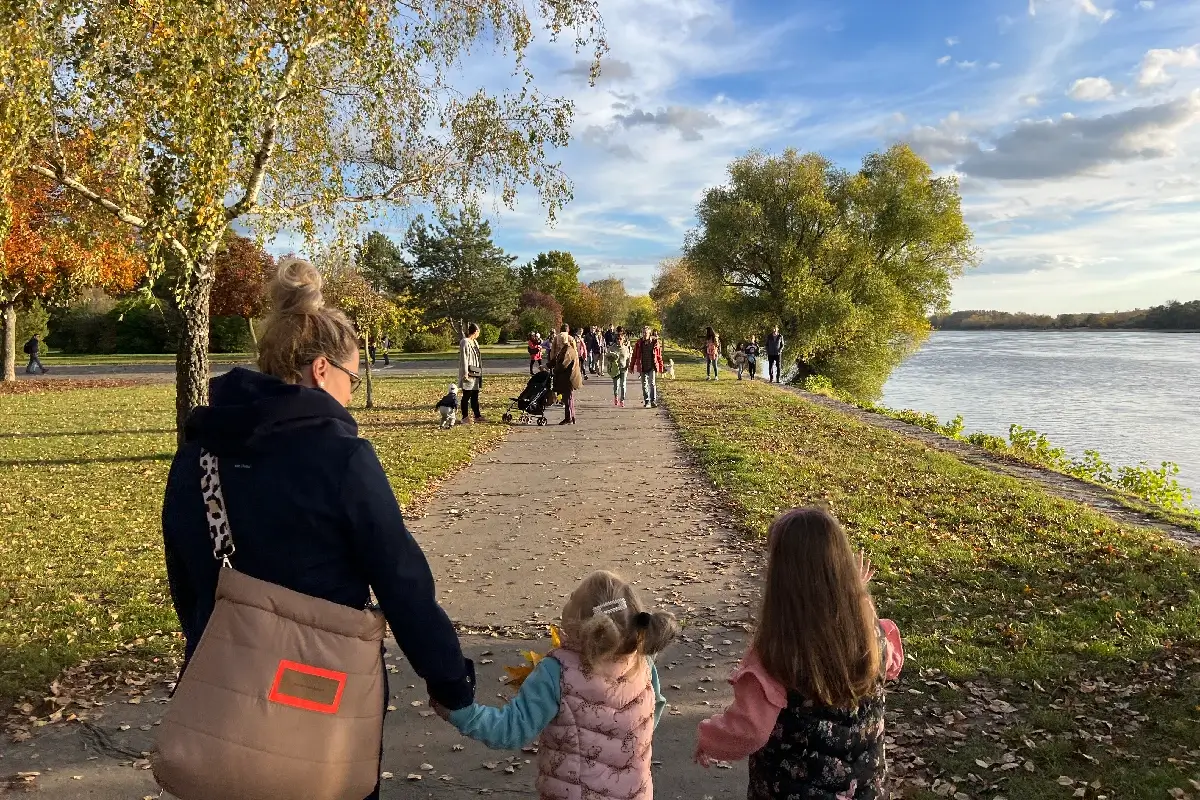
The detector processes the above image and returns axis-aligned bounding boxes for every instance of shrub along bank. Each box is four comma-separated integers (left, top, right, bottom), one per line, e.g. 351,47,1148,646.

663,372,1200,800
0,375,526,708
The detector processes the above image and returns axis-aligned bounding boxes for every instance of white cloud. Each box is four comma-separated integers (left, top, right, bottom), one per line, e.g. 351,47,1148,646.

937,55,952,66
957,60,979,69
1068,76,1116,101
1136,0,1154,9
946,36,960,46
1137,45,1200,88
988,62,1002,69
1076,0,1116,22
1022,94,1041,106
958,94,1200,179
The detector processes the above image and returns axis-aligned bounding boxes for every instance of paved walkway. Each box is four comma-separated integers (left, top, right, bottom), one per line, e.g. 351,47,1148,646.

1,375,763,799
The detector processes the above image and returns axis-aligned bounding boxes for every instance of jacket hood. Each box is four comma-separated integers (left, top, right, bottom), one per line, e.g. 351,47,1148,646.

184,367,357,454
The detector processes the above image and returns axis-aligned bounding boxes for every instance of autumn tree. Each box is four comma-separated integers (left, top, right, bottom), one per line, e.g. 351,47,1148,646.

318,250,416,410
561,282,603,330
588,277,629,327
210,233,275,352
684,145,977,399
624,295,660,333
0,172,141,380
516,251,581,307
10,0,606,432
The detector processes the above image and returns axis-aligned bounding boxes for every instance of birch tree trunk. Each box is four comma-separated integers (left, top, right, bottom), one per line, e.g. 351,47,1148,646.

1,302,17,382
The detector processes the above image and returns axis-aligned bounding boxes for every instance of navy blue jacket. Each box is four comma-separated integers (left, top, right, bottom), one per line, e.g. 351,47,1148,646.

162,368,475,709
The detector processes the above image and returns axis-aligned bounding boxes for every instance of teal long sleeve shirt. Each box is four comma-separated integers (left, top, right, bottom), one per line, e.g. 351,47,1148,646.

449,656,667,749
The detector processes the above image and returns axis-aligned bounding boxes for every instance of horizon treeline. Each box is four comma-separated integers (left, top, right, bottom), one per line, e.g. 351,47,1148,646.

932,299,1200,331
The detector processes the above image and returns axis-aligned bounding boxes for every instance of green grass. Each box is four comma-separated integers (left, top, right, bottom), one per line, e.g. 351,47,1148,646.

41,344,528,366
0,374,526,706
662,367,1200,800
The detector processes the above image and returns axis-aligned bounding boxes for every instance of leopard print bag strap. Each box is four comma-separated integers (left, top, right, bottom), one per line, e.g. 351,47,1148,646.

199,449,236,565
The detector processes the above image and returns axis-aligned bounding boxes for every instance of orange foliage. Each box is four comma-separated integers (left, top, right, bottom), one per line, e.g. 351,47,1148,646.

1,173,142,303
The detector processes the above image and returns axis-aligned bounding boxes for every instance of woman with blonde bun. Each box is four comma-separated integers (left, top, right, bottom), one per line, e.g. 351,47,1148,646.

161,258,476,800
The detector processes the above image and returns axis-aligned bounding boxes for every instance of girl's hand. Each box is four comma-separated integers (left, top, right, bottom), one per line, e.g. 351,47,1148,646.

693,743,713,768
857,551,875,585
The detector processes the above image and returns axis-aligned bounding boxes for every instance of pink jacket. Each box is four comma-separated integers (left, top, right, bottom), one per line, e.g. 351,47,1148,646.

537,648,655,800
697,620,904,762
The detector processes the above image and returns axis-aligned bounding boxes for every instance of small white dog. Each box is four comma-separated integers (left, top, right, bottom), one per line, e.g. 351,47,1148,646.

436,384,459,429
666,359,676,379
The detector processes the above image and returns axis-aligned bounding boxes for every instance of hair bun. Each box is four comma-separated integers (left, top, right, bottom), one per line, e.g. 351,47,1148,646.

634,612,652,629
270,257,324,316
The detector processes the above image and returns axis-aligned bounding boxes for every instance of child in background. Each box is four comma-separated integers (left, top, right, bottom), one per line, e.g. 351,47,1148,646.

444,571,679,800
734,342,748,380
695,507,903,799
435,384,459,428
605,327,632,407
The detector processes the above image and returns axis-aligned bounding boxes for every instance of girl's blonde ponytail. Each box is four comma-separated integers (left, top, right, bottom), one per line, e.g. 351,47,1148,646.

561,571,679,669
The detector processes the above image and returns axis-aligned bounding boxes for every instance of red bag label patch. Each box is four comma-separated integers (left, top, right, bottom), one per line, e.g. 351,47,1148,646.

268,660,347,714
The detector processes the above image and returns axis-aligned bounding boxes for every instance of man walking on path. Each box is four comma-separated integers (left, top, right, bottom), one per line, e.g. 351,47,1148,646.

765,325,785,383
630,325,664,408
23,334,48,375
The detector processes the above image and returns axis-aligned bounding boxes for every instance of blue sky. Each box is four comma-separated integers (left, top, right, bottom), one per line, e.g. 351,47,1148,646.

310,0,1200,313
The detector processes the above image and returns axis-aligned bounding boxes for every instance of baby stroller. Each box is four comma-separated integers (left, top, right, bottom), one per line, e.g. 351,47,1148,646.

502,370,552,426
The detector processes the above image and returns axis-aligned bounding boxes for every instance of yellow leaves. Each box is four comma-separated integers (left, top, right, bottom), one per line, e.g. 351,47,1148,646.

504,626,562,689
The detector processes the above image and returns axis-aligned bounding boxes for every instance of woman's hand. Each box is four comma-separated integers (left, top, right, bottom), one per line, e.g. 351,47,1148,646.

857,551,875,585
693,743,713,768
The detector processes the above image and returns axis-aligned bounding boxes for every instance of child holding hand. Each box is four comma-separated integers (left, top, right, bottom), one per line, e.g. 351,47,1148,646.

695,507,904,799
444,571,679,800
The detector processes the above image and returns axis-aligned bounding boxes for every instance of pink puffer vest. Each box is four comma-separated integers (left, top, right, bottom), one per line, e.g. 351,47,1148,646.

537,648,655,800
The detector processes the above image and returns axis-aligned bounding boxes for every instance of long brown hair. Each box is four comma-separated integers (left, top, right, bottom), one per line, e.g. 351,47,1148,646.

753,507,880,707
561,571,679,669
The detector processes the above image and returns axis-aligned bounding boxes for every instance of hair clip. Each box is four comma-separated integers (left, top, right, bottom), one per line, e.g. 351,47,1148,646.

592,598,628,617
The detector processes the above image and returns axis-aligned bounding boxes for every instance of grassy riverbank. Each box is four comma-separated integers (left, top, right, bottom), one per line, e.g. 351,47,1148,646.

663,372,1200,800
0,375,525,707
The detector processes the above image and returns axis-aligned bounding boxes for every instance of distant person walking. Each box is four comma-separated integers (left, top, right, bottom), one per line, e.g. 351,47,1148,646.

23,334,48,375
630,325,665,408
765,326,785,383
734,342,748,380
380,335,391,367
584,326,602,375
527,331,543,375
551,324,583,424
704,327,721,381
458,323,484,424
744,336,760,381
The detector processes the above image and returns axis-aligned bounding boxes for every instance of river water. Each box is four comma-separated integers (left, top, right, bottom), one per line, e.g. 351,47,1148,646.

881,331,1200,497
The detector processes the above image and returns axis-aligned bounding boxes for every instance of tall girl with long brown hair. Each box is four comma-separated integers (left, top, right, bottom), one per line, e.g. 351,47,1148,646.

695,507,904,799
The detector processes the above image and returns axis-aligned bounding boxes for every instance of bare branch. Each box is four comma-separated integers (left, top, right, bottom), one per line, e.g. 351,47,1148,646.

225,49,303,221
27,162,190,262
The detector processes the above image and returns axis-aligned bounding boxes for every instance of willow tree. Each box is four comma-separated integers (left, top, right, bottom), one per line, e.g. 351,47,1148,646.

684,145,977,399
10,0,605,433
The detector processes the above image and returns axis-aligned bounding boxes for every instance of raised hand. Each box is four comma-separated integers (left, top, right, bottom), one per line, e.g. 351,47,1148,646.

857,551,875,585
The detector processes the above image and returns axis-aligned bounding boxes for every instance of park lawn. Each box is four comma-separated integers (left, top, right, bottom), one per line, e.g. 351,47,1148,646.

662,368,1200,800
0,374,525,707
41,343,528,366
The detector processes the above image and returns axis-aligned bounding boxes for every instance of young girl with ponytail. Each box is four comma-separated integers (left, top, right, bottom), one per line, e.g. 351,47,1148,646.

443,570,678,800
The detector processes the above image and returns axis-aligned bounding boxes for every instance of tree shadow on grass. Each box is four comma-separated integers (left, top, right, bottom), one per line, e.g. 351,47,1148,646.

0,429,175,439
0,453,172,468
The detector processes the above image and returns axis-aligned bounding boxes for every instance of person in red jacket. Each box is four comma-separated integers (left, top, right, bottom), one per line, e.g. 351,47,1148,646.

629,326,665,408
